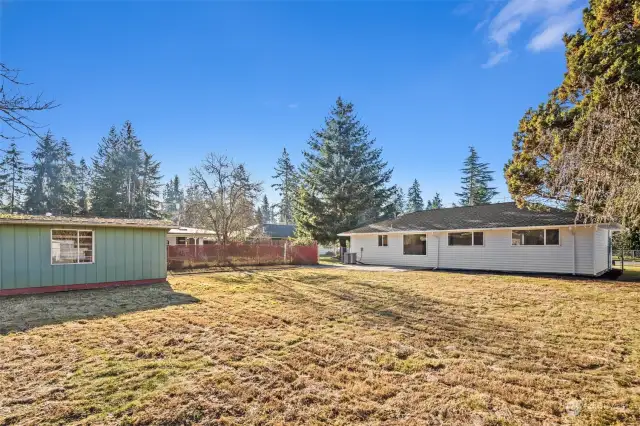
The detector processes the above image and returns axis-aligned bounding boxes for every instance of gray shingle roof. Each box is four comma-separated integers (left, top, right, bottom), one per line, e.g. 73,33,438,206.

0,214,174,229
340,203,579,234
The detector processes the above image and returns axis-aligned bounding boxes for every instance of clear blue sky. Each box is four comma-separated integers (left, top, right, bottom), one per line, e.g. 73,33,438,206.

1,1,584,206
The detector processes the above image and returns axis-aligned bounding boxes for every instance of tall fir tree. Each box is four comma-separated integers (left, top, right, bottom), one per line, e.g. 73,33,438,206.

91,121,161,219
76,158,91,215
406,179,424,212
255,207,265,225
390,186,406,217
53,137,78,215
455,146,498,206
135,151,163,219
24,131,62,214
0,142,26,213
120,121,143,218
426,192,443,210
162,175,183,219
260,195,272,223
272,148,298,224
295,97,394,243
91,126,123,217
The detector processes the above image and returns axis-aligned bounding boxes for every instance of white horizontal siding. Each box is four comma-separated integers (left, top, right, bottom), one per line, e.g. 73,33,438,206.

593,228,610,275
350,234,436,268
350,227,598,275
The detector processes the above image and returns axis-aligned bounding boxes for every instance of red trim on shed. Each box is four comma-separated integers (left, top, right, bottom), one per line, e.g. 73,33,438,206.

0,278,167,296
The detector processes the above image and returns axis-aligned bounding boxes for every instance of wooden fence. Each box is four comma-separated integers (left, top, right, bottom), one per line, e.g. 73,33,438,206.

167,241,318,270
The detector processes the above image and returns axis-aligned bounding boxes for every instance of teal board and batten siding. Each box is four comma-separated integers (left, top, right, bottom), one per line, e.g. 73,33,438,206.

0,225,167,291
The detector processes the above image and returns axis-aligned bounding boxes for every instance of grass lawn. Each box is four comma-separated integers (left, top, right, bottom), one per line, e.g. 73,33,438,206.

2,268,640,425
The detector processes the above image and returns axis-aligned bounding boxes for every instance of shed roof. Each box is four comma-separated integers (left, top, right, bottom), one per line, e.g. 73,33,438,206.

0,214,174,229
339,202,581,235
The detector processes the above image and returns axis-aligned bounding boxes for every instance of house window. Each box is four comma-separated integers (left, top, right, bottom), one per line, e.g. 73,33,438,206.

51,230,94,265
474,232,484,246
512,229,560,246
403,234,426,255
546,229,560,245
176,237,187,245
448,232,484,246
378,235,388,247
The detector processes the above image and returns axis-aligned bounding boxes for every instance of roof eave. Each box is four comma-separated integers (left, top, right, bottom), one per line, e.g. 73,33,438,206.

340,222,604,235
0,219,175,229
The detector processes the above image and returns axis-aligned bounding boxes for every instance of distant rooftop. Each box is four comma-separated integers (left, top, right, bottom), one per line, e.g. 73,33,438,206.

261,223,296,239
0,214,174,229
168,227,216,235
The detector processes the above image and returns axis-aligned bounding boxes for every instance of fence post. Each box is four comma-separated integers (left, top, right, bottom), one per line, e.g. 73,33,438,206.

257,243,260,265
284,241,288,265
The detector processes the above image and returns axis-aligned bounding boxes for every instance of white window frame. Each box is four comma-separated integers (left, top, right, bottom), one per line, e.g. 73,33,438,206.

447,231,485,247
51,229,95,265
378,234,388,247
511,228,561,246
402,234,427,256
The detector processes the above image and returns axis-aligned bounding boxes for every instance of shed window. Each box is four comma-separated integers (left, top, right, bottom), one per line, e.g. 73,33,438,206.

448,232,484,246
512,229,560,246
403,234,426,255
378,235,388,247
176,237,187,245
51,230,94,264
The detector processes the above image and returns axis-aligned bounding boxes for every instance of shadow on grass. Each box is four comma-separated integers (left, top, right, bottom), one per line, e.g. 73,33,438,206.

0,282,199,335
246,270,590,356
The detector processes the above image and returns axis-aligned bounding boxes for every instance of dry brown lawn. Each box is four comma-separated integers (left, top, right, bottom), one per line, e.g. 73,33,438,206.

1,267,640,425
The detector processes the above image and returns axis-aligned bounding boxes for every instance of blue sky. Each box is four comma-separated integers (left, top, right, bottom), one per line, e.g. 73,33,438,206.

1,0,585,206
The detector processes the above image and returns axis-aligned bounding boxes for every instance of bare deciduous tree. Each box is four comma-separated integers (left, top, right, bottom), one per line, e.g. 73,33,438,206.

1,63,57,142
187,154,262,244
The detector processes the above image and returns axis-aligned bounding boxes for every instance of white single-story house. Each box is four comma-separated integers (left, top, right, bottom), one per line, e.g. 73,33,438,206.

338,203,618,276
167,227,217,245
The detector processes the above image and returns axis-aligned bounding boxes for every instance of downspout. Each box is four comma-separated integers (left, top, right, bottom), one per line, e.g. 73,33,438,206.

433,232,440,270
572,227,576,276
593,226,597,276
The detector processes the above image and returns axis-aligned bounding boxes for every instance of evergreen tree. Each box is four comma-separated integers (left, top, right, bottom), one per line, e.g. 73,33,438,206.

272,148,298,224
162,175,183,219
52,138,77,215
255,207,264,225
120,121,143,218
91,126,123,217
136,151,162,219
406,179,424,212
91,121,161,219
456,146,498,206
295,97,394,243
76,158,91,215
505,0,640,226
390,186,406,217
260,195,272,223
426,192,443,210
0,142,26,213
24,131,61,214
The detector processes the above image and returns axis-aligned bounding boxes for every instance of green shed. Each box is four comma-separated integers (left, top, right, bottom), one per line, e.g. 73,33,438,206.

0,215,173,296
